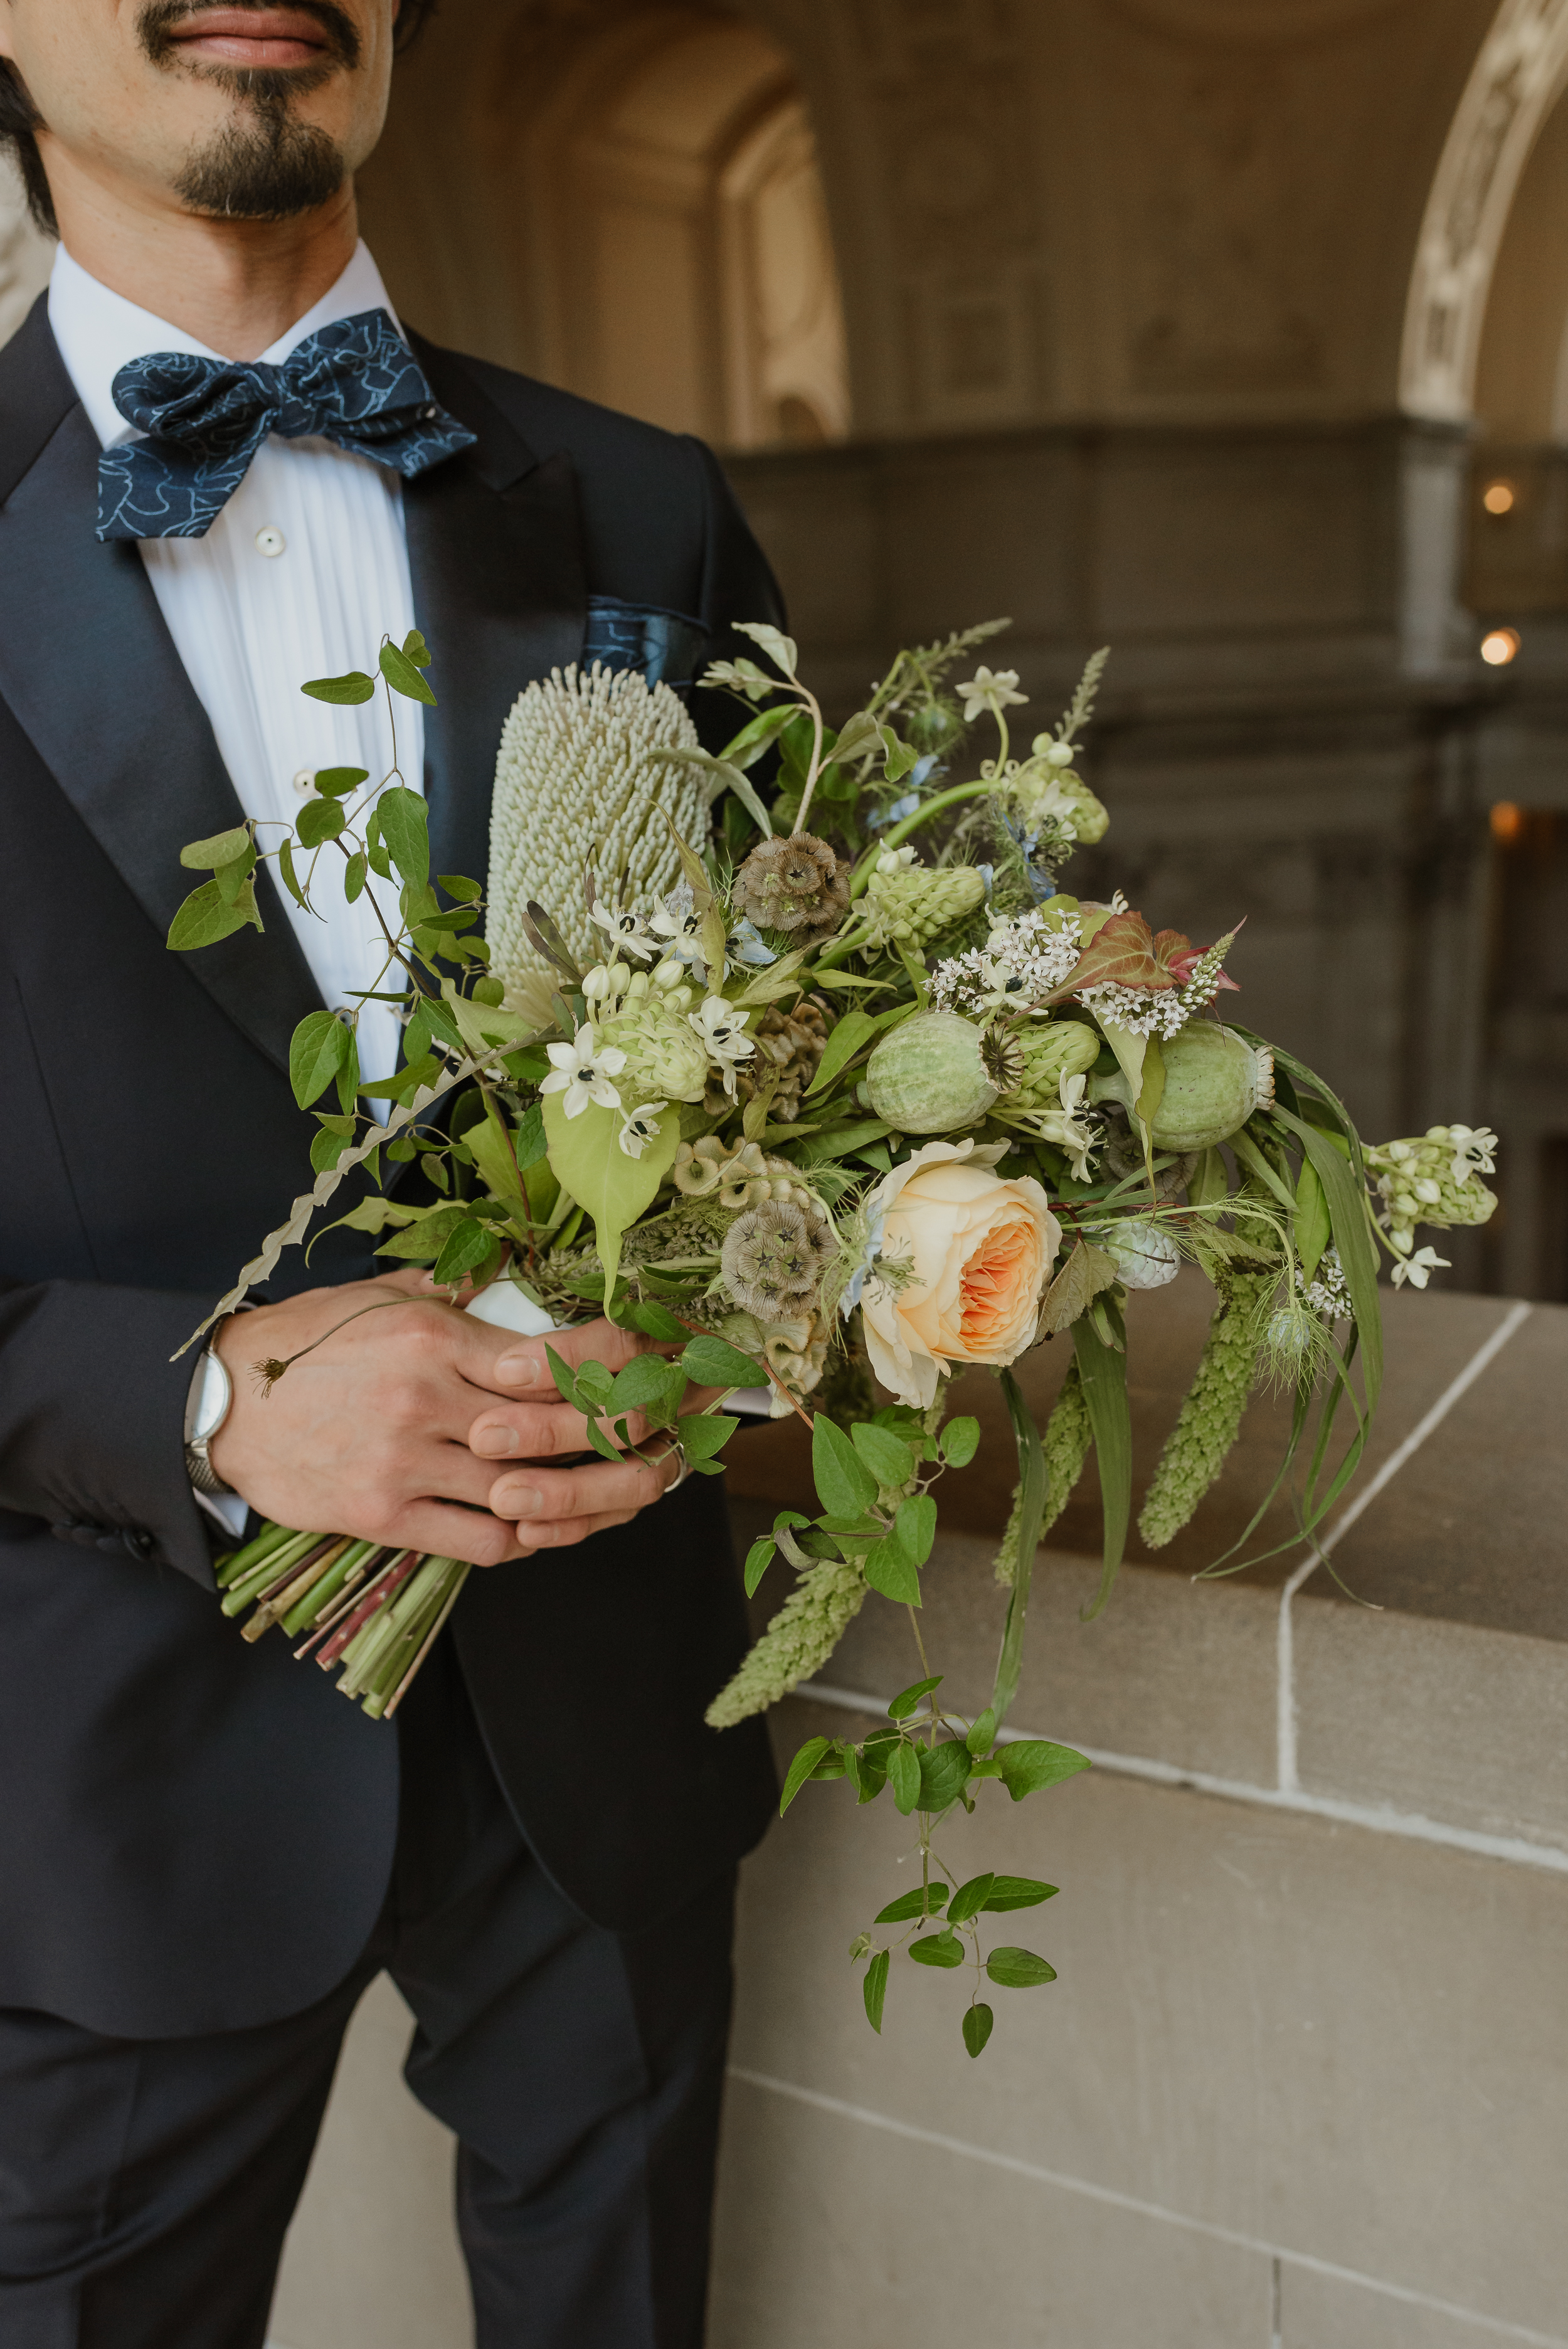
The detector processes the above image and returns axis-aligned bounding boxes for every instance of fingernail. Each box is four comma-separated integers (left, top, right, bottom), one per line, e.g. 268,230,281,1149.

495,1353,540,1386
474,1428,517,1458
507,1486,544,1518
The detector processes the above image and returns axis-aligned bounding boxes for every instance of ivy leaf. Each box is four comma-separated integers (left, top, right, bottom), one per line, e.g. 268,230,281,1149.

962,2003,995,2058
377,786,430,889
908,1931,965,1970
780,1736,832,1815
379,640,438,705
376,1202,469,1262
297,795,346,849
1039,1238,1120,1337
887,1674,942,1721
985,1946,1057,1989
612,1297,687,1342
851,1422,915,1488
166,877,260,951
313,765,369,798
302,669,376,704
940,1416,981,1468
275,837,305,909
743,1537,775,1598
432,1217,498,1286
874,1885,948,1925
916,1740,972,1813
863,1948,889,2034
965,1707,997,1756
862,1527,921,1605
608,1354,684,1411
887,1742,921,1815
996,1739,1092,1801
679,1334,761,1389
213,846,257,906
439,872,483,901
982,1877,1059,1912
678,1411,739,1463
896,1492,936,1565
342,852,368,904
180,824,250,870
403,627,432,669
812,1414,878,1519
945,1872,996,1924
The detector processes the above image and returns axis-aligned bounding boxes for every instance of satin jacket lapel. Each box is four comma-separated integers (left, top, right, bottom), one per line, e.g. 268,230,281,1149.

0,302,319,1080
403,334,586,891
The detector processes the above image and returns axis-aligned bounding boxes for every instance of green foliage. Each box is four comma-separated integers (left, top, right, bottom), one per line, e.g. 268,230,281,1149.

302,669,376,704
997,1741,1091,1800
379,640,437,704
963,2003,994,2057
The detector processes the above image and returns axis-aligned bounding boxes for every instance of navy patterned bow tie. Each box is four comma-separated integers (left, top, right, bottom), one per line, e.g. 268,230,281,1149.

96,307,477,542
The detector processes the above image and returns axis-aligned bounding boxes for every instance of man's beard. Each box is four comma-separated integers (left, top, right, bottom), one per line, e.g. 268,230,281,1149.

137,0,361,221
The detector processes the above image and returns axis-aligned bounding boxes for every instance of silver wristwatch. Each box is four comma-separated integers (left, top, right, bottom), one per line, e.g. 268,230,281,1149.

184,1346,237,1497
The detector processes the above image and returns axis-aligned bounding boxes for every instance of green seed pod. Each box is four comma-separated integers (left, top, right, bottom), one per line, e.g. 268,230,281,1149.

866,1011,999,1133
865,863,987,949
1148,1023,1274,1152
597,996,709,1103
1009,1019,1102,1109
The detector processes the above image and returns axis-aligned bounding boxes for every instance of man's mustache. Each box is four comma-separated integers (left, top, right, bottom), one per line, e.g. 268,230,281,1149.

137,1,363,78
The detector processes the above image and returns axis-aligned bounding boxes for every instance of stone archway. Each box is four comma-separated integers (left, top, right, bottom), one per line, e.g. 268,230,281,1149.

1401,0,1568,422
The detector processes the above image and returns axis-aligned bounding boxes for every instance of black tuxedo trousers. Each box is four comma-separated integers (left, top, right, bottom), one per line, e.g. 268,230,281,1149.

0,297,780,2041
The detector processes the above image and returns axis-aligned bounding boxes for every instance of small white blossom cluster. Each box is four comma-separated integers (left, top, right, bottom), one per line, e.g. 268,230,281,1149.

1298,1247,1350,1318
1077,980,1189,1041
930,908,1083,1018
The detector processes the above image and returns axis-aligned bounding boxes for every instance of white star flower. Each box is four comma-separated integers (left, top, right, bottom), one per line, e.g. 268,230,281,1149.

617,1101,669,1159
588,903,656,962
1023,1072,1098,1182
956,665,1027,723
689,995,755,1100
650,882,707,969
1391,1244,1449,1290
539,1027,627,1120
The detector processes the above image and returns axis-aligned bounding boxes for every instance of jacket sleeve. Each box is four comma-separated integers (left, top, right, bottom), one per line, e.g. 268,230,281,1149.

685,435,788,753
0,1276,225,1591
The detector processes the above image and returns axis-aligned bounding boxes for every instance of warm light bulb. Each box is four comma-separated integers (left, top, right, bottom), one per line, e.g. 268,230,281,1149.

1490,800,1522,843
1483,480,1516,515
1480,627,1520,665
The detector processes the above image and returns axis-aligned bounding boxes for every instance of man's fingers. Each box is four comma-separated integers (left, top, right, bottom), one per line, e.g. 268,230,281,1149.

470,1315,657,1398
467,1400,651,1460
510,1506,650,1555
485,1443,679,1526
394,1500,537,1569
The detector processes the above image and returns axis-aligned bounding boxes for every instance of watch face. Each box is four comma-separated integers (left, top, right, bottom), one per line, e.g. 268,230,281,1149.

189,1350,233,1446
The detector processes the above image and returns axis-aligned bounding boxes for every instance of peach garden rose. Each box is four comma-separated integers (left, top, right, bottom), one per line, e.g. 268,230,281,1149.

859,1139,1062,1409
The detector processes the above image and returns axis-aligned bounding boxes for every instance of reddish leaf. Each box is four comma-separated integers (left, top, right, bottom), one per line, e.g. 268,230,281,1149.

1046,909,1172,1000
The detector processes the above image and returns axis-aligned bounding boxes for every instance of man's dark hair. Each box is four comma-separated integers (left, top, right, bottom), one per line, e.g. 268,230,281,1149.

0,0,437,236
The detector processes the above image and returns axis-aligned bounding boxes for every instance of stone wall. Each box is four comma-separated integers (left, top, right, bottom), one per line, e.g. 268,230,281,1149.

267,1284,1568,2349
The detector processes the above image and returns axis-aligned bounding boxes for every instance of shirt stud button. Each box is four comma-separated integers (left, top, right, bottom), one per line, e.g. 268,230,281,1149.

255,524,286,558
293,768,317,796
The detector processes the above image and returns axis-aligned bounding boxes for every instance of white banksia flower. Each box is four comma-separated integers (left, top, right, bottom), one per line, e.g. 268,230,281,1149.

487,664,706,1007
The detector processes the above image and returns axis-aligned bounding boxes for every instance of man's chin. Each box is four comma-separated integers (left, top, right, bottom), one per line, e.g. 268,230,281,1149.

174,117,346,220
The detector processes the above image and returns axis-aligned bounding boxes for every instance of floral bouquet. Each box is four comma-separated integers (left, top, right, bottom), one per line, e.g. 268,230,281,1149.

170,618,1496,2055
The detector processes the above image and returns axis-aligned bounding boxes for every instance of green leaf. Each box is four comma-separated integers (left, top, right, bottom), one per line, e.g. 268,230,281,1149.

917,1740,972,1813
439,872,483,901
358,1051,440,1104
806,1008,876,1098
863,1948,889,2034
342,852,368,904
335,1025,361,1116
962,2003,995,2058
812,1414,879,1519
1271,1100,1382,1415
376,1201,469,1262
780,1736,832,1815
851,1422,916,1488
379,640,438,704
874,1885,948,1924
433,1217,498,1286
862,1529,921,1605
896,1492,936,1566
982,1876,1059,1912
678,1411,739,1463
179,824,250,870
543,1345,580,1406
576,1361,615,1406
275,837,305,909
887,1674,942,1721
309,1125,352,1174
965,1707,997,1756
887,1742,921,1814
985,1946,1057,1989
997,1739,1091,1800
302,670,376,704
679,1334,761,1389
909,1931,965,1970
541,1094,682,1300
1072,1305,1132,1621
166,877,258,951
614,1298,687,1342
946,1872,995,1924
296,795,347,848
743,1537,775,1598
312,765,369,798
213,846,257,906
940,1416,981,1467
403,627,432,669
378,786,430,889
608,1354,683,1411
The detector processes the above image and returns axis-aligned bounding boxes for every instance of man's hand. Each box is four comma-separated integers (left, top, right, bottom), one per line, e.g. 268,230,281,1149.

209,1272,679,1567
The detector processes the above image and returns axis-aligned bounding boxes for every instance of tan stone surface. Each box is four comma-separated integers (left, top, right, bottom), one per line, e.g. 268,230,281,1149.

267,1976,467,2349
1277,2264,1562,2349
724,1695,1568,2342
1293,1598,1568,1850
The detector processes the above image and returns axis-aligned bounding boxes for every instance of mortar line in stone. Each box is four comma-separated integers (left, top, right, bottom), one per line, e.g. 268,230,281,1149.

1275,1298,1533,1795
793,1679,1568,1873
1269,2254,1283,2349
728,2069,1568,2349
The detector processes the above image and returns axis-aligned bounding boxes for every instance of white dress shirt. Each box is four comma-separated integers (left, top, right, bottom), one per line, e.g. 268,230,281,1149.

50,242,428,1536
48,239,423,1096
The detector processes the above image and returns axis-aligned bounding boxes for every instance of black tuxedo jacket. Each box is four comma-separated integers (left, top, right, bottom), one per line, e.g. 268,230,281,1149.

0,299,779,2037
